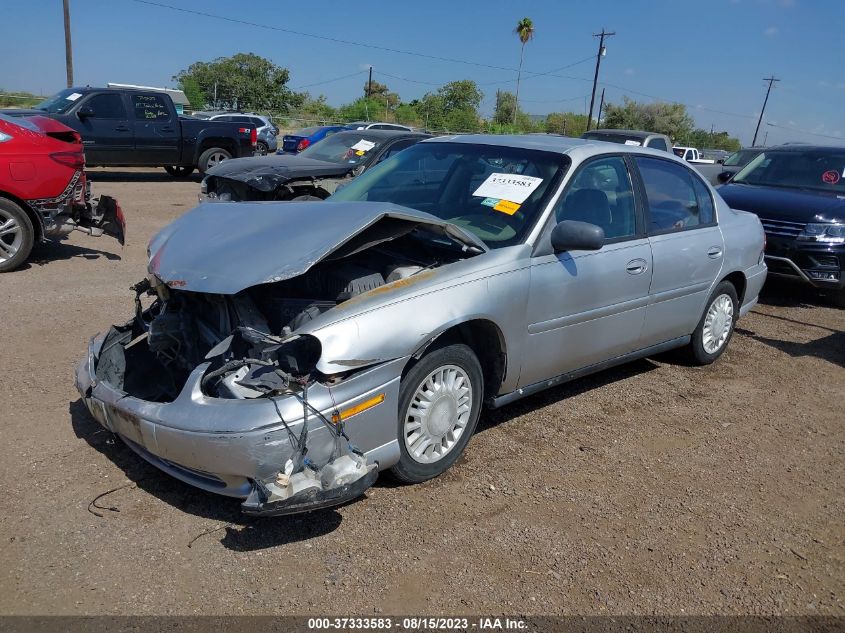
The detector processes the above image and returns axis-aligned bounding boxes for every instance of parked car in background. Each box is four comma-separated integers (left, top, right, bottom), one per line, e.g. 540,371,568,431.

701,149,730,163
718,145,845,307
280,125,345,154
716,147,764,184
672,146,715,164
343,121,412,132
0,114,124,271
1,87,256,177
581,129,673,152
77,134,765,516
202,129,430,201
207,112,278,155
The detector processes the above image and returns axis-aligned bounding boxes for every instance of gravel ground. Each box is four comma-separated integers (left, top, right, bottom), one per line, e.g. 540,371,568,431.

0,168,842,616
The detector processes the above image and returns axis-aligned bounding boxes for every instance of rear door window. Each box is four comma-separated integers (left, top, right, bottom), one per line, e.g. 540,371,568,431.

647,137,668,151
131,94,171,121
635,157,714,232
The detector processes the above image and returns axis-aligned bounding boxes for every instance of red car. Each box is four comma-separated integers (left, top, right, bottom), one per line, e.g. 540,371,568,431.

0,113,124,272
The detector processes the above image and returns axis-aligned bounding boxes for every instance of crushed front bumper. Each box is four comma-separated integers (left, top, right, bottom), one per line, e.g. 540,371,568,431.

74,334,403,503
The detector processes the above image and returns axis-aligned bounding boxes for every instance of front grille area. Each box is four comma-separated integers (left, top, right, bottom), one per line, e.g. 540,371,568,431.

759,217,806,238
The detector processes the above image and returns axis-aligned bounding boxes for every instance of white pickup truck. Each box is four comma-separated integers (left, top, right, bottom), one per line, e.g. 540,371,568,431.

672,146,715,164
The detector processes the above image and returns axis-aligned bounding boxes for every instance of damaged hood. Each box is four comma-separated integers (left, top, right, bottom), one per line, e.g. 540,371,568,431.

148,201,488,294
205,154,353,192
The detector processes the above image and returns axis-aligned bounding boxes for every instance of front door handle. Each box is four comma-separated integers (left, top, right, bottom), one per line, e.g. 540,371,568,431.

114,125,130,132
626,258,648,275
707,246,723,259
160,126,175,132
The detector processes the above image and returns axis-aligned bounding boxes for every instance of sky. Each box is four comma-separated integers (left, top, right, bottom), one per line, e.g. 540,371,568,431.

0,0,842,146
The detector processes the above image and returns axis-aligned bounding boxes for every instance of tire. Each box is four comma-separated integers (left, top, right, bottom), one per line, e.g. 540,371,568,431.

0,198,35,273
391,343,483,483
197,147,232,174
164,165,195,178
254,141,269,156
685,281,739,365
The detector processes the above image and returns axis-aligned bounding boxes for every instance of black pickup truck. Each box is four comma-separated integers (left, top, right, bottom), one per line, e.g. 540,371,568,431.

2,87,256,177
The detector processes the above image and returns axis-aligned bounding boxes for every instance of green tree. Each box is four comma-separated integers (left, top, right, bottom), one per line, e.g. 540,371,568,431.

178,76,205,110
298,94,337,123
602,97,695,141
338,97,387,122
681,128,741,152
416,80,483,131
513,17,535,124
364,80,400,110
494,90,518,125
545,112,589,137
173,53,303,113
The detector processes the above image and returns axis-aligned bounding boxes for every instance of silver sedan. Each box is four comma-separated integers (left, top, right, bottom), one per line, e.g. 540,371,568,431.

76,135,767,516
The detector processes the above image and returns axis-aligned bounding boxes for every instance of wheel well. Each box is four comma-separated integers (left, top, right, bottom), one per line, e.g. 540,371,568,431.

721,271,746,305
406,319,507,401
0,192,42,241
198,139,236,159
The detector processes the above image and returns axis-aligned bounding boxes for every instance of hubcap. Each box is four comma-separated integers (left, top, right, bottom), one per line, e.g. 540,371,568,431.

0,209,23,263
403,365,473,464
702,294,734,354
206,152,228,170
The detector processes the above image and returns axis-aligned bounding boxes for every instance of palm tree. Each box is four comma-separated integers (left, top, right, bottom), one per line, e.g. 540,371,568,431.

513,17,535,124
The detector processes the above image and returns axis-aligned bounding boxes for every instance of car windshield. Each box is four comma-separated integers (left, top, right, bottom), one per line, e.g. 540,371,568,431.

299,133,384,165
732,148,845,194
582,132,642,146
33,88,84,114
293,126,319,136
723,149,758,167
328,142,567,249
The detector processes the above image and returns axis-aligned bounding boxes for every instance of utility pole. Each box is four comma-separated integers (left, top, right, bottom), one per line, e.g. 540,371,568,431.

63,0,74,87
367,66,373,98
752,75,779,146
586,28,615,131
597,88,605,128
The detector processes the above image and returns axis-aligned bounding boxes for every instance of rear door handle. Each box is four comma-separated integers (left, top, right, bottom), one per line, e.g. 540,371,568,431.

114,125,130,132
626,258,648,275
160,126,175,132
707,246,723,259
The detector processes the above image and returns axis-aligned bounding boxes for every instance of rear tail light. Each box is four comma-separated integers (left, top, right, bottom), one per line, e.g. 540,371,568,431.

50,151,85,169
297,138,310,152
240,127,257,146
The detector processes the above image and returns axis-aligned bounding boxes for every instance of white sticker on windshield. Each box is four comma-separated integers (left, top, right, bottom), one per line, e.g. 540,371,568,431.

472,173,543,204
351,139,376,152
66,92,83,101
624,140,641,146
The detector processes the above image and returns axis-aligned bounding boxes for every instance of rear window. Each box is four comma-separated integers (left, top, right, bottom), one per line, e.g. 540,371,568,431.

582,131,644,146
0,113,40,132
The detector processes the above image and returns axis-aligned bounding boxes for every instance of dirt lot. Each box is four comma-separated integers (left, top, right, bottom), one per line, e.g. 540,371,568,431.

0,168,843,616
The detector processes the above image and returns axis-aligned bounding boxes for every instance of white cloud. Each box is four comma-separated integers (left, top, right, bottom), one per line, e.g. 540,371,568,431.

764,26,779,36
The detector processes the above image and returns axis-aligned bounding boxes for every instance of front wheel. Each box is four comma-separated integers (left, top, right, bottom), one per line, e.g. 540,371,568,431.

686,281,739,365
164,165,195,178
0,198,35,272
391,343,483,483
197,147,232,174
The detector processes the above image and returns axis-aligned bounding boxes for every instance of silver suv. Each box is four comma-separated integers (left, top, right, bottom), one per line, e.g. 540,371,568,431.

208,112,278,155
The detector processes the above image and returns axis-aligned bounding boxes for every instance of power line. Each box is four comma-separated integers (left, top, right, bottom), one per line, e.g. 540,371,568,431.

293,70,368,90
765,121,843,141
131,0,532,74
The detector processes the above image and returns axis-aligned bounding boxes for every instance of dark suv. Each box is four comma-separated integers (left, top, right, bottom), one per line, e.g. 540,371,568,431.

718,145,845,306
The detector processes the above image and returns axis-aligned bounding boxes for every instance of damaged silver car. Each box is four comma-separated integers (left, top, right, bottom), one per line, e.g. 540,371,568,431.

76,135,767,516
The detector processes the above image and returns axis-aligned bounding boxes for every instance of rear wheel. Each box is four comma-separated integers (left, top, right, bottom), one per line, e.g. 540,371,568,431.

0,199,35,273
198,147,232,174
685,281,739,365
254,141,269,156
391,344,483,483
164,165,195,178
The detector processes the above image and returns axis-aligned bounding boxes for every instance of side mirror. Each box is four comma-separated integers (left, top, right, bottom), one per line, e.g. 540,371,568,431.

77,106,95,119
550,220,605,253
717,171,733,185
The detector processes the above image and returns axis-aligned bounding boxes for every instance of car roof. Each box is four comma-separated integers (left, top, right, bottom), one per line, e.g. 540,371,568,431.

750,144,845,152
583,129,665,139
332,129,430,140
422,133,686,161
